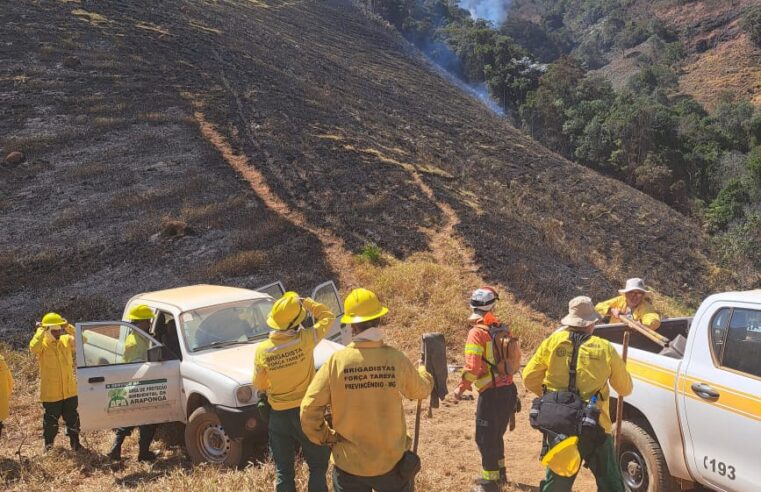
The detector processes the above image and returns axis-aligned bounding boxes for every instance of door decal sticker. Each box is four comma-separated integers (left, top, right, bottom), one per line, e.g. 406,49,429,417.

106,378,168,410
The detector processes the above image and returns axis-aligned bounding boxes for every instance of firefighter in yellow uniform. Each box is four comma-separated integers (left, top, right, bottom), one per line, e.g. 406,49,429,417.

0,351,13,440
300,288,433,492
29,312,81,451
523,297,633,491
253,292,335,492
595,278,661,330
108,304,159,461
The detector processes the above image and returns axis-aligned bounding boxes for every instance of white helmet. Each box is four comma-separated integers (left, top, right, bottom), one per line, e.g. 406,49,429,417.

470,287,499,311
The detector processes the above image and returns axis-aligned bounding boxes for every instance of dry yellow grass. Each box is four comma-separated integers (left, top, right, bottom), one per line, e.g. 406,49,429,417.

0,344,596,491
208,250,269,277
355,253,550,357
680,34,761,112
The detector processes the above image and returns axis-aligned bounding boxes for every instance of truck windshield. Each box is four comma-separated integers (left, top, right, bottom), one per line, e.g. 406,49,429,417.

181,299,274,352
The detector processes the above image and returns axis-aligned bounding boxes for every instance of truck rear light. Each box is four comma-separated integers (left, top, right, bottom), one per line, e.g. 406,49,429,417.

245,417,257,430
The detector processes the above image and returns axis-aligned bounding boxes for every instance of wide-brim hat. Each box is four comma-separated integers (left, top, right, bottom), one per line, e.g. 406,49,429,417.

618,277,651,294
561,296,601,328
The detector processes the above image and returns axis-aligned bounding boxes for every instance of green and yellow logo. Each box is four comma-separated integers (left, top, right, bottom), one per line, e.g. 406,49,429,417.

108,388,129,409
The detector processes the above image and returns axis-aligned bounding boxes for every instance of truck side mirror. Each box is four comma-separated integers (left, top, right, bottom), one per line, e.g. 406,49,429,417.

147,345,164,362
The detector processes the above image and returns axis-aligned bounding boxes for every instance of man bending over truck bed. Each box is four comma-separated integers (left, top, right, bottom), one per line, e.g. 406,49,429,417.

595,278,661,331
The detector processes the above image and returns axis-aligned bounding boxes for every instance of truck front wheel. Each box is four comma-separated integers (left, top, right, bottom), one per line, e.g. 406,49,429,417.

618,420,678,492
185,405,243,466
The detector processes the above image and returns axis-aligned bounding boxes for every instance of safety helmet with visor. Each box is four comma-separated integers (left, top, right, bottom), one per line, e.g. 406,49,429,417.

469,286,499,312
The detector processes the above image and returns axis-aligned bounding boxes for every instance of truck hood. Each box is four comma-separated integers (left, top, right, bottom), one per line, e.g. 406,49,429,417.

190,338,344,385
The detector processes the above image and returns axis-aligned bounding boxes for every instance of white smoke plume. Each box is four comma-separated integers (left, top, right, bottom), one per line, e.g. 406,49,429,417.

458,0,512,26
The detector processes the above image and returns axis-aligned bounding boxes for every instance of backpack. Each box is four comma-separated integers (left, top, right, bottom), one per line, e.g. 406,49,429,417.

528,331,590,439
478,320,521,384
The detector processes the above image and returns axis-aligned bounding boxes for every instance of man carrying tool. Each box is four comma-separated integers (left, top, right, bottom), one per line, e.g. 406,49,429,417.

453,287,520,492
29,312,81,452
595,278,661,330
300,288,433,492
253,291,335,492
523,296,632,491
108,304,160,461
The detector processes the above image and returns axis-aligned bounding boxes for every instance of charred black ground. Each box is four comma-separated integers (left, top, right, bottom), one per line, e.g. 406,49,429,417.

0,0,722,335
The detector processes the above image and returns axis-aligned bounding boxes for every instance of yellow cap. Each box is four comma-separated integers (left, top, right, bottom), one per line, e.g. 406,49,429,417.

267,292,306,330
340,288,388,324
541,436,581,477
127,304,155,321
41,312,67,327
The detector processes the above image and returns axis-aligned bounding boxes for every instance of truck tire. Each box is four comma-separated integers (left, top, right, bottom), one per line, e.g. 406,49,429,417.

185,405,243,466
618,420,679,492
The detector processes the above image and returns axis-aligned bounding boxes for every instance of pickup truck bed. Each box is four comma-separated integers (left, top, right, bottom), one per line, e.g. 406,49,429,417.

595,317,690,356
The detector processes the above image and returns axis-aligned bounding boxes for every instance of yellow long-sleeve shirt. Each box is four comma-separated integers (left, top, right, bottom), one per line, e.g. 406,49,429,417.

595,295,661,331
0,354,13,420
522,330,632,434
253,298,335,410
124,332,149,363
300,340,433,477
29,324,78,402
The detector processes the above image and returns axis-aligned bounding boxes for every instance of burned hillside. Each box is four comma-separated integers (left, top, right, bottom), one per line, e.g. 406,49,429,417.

0,0,722,332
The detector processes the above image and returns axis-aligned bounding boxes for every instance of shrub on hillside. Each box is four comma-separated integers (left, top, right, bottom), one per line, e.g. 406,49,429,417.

746,146,761,186
358,242,384,265
705,178,751,231
713,212,761,287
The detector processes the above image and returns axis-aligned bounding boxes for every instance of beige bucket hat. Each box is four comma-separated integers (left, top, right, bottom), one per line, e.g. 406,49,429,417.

561,296,602,328
618,278,651,294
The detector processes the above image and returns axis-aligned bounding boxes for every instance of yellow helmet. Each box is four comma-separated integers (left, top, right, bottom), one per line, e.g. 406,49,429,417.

127,304,155,321
541,436,581,477
267,292,306,330
340,288,388,324
41,312,67,327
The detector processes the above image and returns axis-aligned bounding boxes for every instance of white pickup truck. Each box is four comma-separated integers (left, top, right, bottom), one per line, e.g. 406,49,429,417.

73,281,348,466
595,290,761,492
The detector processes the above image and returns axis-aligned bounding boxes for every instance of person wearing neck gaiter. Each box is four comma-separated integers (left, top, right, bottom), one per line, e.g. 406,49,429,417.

300,288,433,492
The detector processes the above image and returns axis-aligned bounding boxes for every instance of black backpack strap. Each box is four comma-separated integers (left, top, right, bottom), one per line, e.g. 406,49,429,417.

567,331,590,393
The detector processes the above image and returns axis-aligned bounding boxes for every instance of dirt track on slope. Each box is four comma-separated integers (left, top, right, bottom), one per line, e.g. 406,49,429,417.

0,0,724,334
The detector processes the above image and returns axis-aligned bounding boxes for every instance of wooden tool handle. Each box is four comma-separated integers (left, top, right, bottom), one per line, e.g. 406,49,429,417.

614,330,630,456
413,399,422,453
619,316,667,347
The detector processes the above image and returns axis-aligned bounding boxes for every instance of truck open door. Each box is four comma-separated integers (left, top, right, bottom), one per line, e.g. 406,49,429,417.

255,281,286,300
678,306,761,491
75,321,184,431
311,281,347,345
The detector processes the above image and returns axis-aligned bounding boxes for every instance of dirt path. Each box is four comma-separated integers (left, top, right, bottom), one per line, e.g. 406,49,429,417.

189,107,358,290
397,176,596,490
406,374,598,491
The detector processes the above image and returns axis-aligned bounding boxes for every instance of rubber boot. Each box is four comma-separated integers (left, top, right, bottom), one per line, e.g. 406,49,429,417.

69,431,81,451
499,467,508,485
137,429,156,462
107,434,125,460
471,479,500,492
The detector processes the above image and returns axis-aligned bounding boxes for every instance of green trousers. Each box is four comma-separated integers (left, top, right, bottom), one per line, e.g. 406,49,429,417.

269,407,330,492
540,435,625,492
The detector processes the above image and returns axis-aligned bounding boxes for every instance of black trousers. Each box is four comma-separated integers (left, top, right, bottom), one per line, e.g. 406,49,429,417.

115,424,157,452
42,396,80,445
475,384,517,479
